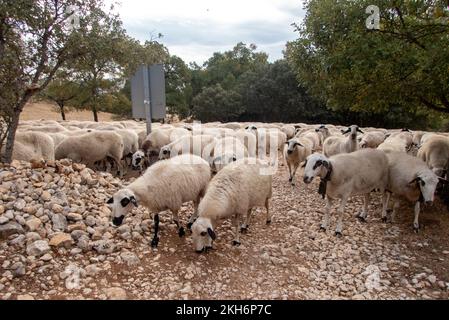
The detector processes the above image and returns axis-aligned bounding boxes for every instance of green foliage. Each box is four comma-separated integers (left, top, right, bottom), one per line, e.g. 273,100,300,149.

192,84,243,123
165,55,192,119
286,0,449,128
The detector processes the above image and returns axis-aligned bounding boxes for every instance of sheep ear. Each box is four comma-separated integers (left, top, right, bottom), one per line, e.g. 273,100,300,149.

120,197,130,207
245,126,249,130
438,177,449,184
130,196,138,207
408,177,421,186
295,142,304,147
322,160,330,169
285,141,289,145
107,197,114,204
207,228,216,240
315,128,319,132
357,128,364,134
301,160,307,168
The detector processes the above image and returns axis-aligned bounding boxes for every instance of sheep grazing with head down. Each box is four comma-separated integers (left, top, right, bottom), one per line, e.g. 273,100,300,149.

323,125,363,157
283,137,313,186
383,151,442,231
55,131,124,175
191,158,273,252
9,131,55,162
107,154,211,247
302,149,389,236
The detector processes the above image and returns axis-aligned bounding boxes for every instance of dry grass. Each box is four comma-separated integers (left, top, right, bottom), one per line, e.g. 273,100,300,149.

20,101,115,122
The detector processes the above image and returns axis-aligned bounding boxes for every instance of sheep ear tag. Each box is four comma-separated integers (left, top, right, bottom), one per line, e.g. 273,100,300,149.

120,198,130,207
207,228,216,240
130,196,138,207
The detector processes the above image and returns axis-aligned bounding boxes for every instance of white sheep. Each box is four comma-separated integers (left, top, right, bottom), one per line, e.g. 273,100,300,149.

323,125,363,157
359,131,387,149
296,129,321,151
131,150,150,174
191,158,273,252
141,129,172,155
315,125,331,145
107,154,211,247
302,149,389,236
283,137,313,186
158,134,216,160
210,137,248,173
115,129,139,166
234,130,257,157
281,124,296,139
417,135,449,177
384,151,441,231
9,131,55,162
55,131,124,175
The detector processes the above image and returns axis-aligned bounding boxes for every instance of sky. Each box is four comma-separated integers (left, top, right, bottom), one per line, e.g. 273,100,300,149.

106,0,306,65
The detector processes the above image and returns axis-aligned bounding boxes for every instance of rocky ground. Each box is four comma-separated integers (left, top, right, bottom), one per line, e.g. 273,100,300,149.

1,157,449,300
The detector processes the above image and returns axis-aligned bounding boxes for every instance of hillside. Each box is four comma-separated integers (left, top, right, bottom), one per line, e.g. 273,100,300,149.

20,102,115,122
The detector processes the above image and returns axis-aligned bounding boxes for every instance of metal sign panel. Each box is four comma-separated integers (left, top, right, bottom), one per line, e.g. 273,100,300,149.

131,64,166,120
131,66,146,119
149,64,166,120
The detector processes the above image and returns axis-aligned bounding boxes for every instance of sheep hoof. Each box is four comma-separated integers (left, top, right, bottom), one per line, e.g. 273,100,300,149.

151,237,159,248
381,217,388,223
178,227,185,237
413,225,419,233
232,240,241,246
319,226,326,232
335,231,342,237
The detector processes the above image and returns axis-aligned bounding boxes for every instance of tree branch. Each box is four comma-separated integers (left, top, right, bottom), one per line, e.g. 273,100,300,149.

419,96,449,113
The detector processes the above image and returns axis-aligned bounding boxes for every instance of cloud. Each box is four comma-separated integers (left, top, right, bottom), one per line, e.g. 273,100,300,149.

107,0,305,64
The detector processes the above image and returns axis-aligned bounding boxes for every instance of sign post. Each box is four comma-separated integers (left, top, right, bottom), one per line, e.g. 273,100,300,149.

131,64,166,135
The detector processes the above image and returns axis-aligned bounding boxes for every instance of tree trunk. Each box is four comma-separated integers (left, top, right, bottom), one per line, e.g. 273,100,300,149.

59,103,66,121
92,105,98,122
1,108,22,163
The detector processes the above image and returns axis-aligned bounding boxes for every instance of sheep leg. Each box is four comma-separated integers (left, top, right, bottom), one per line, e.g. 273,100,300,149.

291,163,300,186
357,194,370,222
232,214,241,246
335,197,348,237
391,201,400,223
320,197,332,232
265,198,272,224
241,209,252,233
287,163,293,183
151,213,160,248
413,201,420,232
381,192,391,222
172,209,185,237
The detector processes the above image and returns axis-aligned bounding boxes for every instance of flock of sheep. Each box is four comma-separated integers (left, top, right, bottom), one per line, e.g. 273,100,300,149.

6,119,449,253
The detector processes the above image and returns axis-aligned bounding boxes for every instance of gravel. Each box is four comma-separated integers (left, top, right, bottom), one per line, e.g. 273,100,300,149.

0,158,448,300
